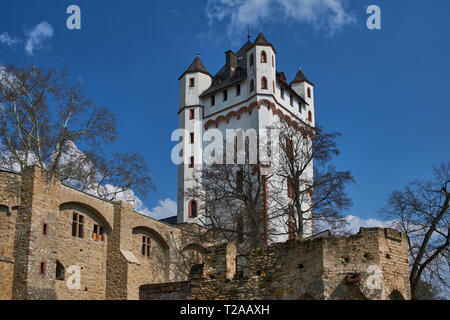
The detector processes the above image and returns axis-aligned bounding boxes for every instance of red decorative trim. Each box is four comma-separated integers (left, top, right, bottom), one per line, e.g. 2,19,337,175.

261,77,268,90
204,98,314,136
188,199,198,218
262,175,269,246
261,51,267,63
310,191,314,235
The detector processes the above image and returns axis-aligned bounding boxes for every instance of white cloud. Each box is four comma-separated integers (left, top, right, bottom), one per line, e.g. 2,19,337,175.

142,198,178,220
0,32,20,47
25,21,53,55
344,215,393,234
205,0,355,38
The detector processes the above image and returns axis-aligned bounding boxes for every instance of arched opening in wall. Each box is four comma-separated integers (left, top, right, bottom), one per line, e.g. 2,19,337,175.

297,293,315,300
250,79,254,92
389,290,405,300
181,243,205,276
133,226,170,282
59,202,112,241
272,55,274,67
261,77,268,90
307,87,311,98
189,199,198,218
250,54,254,66
261,51,267,63
308,110,312,122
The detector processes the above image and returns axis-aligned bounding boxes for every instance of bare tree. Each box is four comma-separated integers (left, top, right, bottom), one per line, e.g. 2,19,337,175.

185,122,353,265
0,65,154,200
380,162,449,300
186,162,267,259
268,122,353,239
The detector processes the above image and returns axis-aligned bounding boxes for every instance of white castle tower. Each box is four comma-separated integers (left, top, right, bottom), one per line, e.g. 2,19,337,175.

177,33,315,241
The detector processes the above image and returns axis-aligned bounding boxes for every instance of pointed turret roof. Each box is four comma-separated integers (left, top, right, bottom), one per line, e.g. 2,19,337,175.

291,68,314,86
254,32,271,45
178,53,212,80
246,32,277,54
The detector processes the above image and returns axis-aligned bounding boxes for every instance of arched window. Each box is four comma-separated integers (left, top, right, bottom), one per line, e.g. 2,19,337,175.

250,54,254,66
308,110,312,122
261,77,268,90
189,200,198,218
273,81,275,94
250,79,254,92
307,87,311,98
261,51,267,63
272,55,274,67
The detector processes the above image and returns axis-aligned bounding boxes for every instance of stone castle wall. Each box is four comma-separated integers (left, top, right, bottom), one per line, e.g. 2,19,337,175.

0,171,21,300
140,228,411,300
0,167,411,300
0,167,204,300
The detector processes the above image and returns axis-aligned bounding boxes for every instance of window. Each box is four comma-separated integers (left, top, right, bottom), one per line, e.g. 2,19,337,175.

288,204,295,240
281,88,285,100
250,79,254,92
189,200,198,218
261,77,268,90
237,216,244,243
42,223,48,236
250,53,254,66
211,95,215,106
189,109,195,120
307,87,311,98
223,89,228,102
189,78,195,88
190,132,194,144
141,236,151,258
236,170,244,192
290,94,293,107
92,224,104,241
261,51,267,63
189,156,194,168
273,81,275,94
272,55,274,67
236,84,241,96
72,213,84,238
308,111,312,122
39,261,46,276
56,260,65,280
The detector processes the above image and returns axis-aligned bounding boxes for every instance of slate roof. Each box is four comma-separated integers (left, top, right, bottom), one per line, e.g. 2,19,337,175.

253,32,271,46
178,54,211,80
199,40,252,97
292,69,307,82
291,68,314,85
159,215,178,226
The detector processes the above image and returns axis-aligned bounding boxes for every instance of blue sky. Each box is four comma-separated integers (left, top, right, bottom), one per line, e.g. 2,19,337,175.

1,0,449,227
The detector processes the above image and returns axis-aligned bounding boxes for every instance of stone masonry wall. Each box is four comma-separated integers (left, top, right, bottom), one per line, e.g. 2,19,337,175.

139,281,191,300
1,168,410,301
0,167,204,300
0,171,20,300
185,228,411,300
